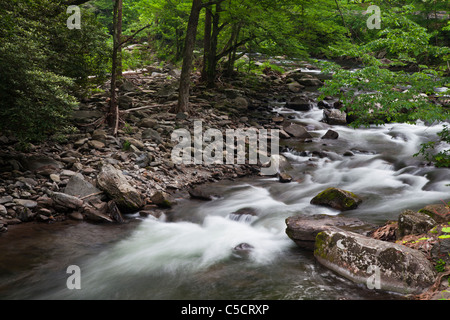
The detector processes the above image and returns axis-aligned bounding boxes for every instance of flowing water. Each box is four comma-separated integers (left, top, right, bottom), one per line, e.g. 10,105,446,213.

1,69,449,300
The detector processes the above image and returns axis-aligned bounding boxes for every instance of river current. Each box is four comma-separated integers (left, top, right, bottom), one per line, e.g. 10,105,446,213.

0,70,449,300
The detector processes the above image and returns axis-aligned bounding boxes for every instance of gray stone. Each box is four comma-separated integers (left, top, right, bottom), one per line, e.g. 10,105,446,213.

71,110,103,123
310,187,362,211
0,196,13,204
397,210,437,238
13,199,38,209
138,118,158,128
188,185,221,201
21,155,63,172
314,228,436,295
287,81,304,93
142,128,162,143
88,140,105,149
294,74,323,87
323,109,347,125
51,192,84,211
97,164,144,213
233,97,249,109
279,172,292,183
15,206,36,222
150,191,173,208
321,129,339,140
91,129,107,142
286,214,372,250
64,173,102,199
118,95,133,109
431,238,450,264
286,96,312,111
283,123,312,139
0,204,7,216
68,211,84,221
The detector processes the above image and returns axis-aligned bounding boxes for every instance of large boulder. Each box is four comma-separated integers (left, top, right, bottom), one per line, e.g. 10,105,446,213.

314,228,436,295
285,214,372,250
97,164,144,213
310,187,362,211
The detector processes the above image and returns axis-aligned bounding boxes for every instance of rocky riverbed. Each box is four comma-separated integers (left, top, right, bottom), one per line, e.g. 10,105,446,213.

0,59,449,300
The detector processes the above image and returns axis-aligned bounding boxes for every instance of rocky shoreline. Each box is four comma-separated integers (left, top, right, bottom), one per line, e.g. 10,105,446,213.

0,60,448,300
285,187,450,300
0,61,311,229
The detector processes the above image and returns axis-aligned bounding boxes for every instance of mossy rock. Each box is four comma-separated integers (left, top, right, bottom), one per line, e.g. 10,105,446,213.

310,187,362,211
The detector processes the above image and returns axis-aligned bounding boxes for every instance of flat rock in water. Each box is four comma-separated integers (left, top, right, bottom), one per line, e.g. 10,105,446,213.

285,214,372,250
310,187,362,211
323,109,347,125
321,129,339,140
188,185,221,201
283,123,312,139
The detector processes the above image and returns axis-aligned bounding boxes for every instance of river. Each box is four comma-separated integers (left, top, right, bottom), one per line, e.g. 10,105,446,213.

0,68,449,300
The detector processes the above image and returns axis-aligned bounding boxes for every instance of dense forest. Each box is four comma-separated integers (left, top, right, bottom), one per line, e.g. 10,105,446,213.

0,0,450,302
1,0,449,164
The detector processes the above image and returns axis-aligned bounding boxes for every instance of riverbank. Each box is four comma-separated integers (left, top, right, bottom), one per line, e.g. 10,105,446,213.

0,60,302,229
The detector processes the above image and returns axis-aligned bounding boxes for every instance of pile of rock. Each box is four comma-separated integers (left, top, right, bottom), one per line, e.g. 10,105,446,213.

285,187,450,298
1,62,300,230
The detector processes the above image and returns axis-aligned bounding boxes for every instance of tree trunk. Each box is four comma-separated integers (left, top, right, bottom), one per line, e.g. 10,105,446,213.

225,23,241,77
201,7,212,81
109,0,123,135
176,0,203,114
206,3,221,88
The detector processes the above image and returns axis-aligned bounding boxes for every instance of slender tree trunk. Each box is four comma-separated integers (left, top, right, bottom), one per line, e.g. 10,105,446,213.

201,7,212,81
225,23,241,76
176,0,203,113
206,3,220,88
109,0,123,135
117,0,123,77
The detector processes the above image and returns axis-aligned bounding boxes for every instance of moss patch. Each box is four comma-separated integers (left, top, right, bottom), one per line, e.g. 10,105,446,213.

310,187,362,211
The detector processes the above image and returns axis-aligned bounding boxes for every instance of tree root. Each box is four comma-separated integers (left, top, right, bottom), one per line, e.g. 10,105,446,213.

414,269,450,300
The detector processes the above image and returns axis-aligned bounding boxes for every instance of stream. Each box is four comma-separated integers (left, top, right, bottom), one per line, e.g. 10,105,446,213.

1,66,449,300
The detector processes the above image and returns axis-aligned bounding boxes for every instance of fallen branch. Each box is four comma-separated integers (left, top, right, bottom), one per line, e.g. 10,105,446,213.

121,104,160,113
80,191,104,200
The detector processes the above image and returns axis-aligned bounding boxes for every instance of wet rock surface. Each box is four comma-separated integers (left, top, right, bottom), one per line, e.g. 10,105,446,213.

310,187,363,211
285,214,373,250
314,228,436,295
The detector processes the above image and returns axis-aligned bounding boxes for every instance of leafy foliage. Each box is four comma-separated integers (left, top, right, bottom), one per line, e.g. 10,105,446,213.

0,0,109,142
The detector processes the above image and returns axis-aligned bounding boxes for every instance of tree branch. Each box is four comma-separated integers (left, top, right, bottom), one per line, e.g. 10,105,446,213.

115,24,152,51
217,36,255,60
